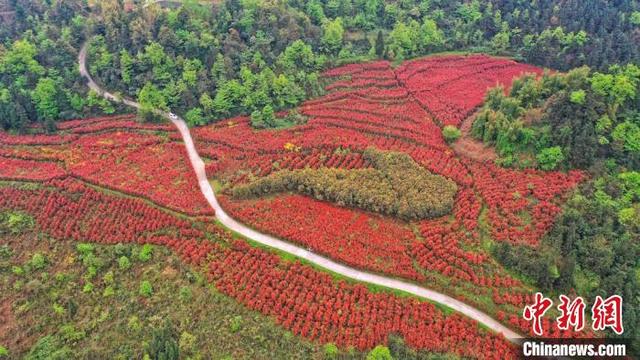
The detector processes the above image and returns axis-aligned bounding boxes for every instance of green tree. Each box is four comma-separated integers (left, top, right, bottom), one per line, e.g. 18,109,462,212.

277,40,318,74
570,90,586,104
591,72,637,120
419,19,444,52
138,244,153,262
457,0,482,23
119,50,133,85
0,39,45,76
262,105,275,127
211,54,228,85
491,28,510,53
272,74,304,108
536,146,565,170
0,211,34,235
179,331,197,356
442,125,462,143
182,58,203,87
375,30,385,58
118,256,131,270
199,93,214,115
611,121,640,153
631,11,640,26
141,42,174,85
213,80,246,116
387,21,416,59
24,335,72,360
31,78,60,123
618,207,638,227
148,321,179,360
250,109,263,128
366,345,393,360
29,253,47,270
324,343,339,359
185,107,205,126
322,18,345,55
138,82,167,111
139,280,153,297
306,0,325,23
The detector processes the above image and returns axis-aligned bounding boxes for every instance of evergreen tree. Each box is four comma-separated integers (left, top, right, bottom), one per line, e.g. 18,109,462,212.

375,30,385,58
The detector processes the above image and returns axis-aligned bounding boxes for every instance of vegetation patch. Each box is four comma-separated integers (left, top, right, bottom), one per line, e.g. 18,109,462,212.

232,147,458,220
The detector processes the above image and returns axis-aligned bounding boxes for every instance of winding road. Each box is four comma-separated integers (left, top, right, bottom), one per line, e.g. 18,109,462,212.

79,42,524,342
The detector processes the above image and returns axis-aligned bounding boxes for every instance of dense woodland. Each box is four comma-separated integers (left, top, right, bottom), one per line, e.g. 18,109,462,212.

1,0,639,130
476,67,639,348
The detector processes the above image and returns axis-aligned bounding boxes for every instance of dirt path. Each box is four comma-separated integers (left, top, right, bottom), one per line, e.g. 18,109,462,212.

451,109,497,162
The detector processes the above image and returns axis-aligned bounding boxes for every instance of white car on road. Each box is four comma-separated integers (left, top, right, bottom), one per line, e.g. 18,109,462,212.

168,113,178,120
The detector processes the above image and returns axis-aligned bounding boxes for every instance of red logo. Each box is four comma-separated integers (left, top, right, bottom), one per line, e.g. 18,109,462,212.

523,292,553,336
556,295,586,332
523,294,623,336
591,295,624,335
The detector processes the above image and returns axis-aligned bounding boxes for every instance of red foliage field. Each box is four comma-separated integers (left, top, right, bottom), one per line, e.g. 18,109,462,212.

395,54,543,126
192,54,584,332
0,174,518,359
0,115,211,216
0,54,589,353
219,194,422,280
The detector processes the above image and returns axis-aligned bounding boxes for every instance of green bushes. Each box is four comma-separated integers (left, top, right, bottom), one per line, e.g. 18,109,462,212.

58,324,86,343
82,283,94,293
179,287,192,302
366,345,393,360
118,256,131,270
24,335,72,360
232,148,457,220
75,243,94,256
230,315,243,333
52,303,65,316
474,65,640,169
324,343,339,359
138,244,153,262
442,125,461,143
179,331,196,356
536,146,565,170
0,211,34,235
103,286,115,297
147,322,179,360
570,89,586,104
139,280,153,298
29,253,47,270
127,316,142,333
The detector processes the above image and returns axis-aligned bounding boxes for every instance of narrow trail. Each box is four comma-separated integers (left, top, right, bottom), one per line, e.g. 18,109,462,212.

451,109,498,162
79,42,523,342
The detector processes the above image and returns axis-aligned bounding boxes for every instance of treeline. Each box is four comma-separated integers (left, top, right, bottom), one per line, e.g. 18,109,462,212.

284,0,639,69
88,0,326,127
2,0,639,130
81,0,640,128
473,65,640,170
493,170,639,350
232,148,458,220
479,66,639,348
0,1,119,132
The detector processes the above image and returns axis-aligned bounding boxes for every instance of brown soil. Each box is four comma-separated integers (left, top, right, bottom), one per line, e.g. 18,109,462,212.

451,109,497,162
0,298,18,351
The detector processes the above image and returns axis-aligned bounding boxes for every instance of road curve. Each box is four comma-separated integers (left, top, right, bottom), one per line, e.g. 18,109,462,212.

79,42,524,342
